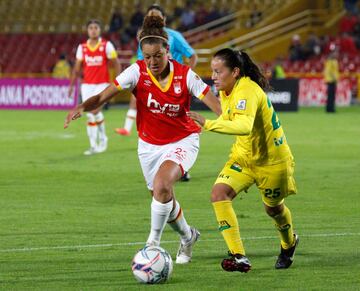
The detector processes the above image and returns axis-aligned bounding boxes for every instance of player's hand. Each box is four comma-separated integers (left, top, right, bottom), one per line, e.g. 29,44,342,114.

187,111,206,127
64,106,84,129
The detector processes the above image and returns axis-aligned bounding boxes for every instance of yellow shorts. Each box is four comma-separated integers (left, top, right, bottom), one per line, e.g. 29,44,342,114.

214,159,297,207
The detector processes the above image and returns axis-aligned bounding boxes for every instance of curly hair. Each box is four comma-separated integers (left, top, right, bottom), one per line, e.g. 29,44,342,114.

138,16,168,48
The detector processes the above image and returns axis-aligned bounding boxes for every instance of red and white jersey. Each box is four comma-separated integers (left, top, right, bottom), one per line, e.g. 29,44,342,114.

76,38,117,84
114,60,210,145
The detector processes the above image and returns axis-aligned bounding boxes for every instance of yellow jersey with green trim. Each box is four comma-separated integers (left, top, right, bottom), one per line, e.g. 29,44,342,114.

204,77,293,166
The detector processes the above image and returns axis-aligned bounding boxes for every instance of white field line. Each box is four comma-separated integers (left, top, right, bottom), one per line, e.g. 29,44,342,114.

0,232,359,253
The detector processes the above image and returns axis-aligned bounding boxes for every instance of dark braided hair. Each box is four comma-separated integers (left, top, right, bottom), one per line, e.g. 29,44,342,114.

138,16,168,49
213,48,270,91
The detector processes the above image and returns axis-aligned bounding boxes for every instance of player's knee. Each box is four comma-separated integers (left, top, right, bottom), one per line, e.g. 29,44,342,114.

153,179,173,202
86,113,96,122
264,203,284,217
211,185,234,202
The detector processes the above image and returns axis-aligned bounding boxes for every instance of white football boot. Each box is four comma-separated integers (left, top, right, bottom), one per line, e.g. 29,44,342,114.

83,147,99,155
97,137,108,153
176,227,200,264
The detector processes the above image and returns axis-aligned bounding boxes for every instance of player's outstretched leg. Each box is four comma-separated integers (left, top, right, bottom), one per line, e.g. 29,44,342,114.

213,199,251,272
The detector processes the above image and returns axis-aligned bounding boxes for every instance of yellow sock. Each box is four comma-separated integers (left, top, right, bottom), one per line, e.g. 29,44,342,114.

272,205,295,249
212,200,245,255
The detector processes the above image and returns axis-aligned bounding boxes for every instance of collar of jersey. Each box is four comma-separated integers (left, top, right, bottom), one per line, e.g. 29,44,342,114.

87,38,102,52
222,79,240,99
146,61,174,92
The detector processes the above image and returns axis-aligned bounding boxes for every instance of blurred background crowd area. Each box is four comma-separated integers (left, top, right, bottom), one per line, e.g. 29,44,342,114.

1,0,360,99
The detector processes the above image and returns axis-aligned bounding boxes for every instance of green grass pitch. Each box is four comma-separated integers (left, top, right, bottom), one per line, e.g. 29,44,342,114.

1,106,360,290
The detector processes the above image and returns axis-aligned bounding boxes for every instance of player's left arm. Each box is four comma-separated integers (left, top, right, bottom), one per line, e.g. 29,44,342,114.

186,69,221,116
188,54,198,70
189,90,257,135
201,90,221,116
109,58,121,75
106,41,121,75
173,30,197,69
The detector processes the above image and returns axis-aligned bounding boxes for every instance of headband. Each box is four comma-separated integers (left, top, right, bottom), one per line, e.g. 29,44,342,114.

139,35,168,44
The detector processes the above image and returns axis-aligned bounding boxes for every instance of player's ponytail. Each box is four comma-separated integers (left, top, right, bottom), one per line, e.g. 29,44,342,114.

213,48,270,91
138,16,168,48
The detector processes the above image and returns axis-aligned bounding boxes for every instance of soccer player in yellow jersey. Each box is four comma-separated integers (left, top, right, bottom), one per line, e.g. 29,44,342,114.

188,48,299,272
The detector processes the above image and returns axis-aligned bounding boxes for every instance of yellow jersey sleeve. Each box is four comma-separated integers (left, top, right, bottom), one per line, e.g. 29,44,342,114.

232,86,258,118
204,114,254,135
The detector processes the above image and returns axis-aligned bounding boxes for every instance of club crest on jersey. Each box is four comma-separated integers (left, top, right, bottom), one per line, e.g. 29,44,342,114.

173,81,182,94
236,99,246,110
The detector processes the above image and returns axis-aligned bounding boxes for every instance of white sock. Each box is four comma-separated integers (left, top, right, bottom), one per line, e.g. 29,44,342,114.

168,200,192,244
95,112,107,143
147,198,173,246
124,108,137,132
86,113,97,148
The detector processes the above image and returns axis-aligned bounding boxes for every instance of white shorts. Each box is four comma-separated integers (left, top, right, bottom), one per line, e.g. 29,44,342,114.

138,133,200,190
81,83,109,102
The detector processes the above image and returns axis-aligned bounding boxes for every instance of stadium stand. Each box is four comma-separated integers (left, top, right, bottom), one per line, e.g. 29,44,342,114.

0,0,359,100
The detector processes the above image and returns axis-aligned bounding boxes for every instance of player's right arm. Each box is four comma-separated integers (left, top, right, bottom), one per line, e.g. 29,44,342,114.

64,63,140,129
68,44,84,97
68,59,82,97
64,84,119,128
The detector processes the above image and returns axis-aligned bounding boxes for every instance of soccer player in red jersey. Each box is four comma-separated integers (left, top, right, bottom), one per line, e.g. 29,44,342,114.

69,19,121,155
65,16,221,264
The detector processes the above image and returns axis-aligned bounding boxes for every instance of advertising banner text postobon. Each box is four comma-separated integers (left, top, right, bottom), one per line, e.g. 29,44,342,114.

0,79,78,110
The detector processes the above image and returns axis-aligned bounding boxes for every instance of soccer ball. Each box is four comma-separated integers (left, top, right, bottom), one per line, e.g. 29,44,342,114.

131,245,173,284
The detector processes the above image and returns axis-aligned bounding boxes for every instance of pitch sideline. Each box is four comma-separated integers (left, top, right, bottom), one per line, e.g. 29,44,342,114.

0,232,359,253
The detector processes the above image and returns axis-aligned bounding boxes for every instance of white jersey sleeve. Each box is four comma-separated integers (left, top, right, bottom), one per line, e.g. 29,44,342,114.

105,41,118,59
186,69,210,99
75,44,83,61
114,63,140,90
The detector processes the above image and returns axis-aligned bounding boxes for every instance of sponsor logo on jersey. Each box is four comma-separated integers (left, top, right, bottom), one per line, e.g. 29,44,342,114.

144,80,152,87
174,76,183,80
174,81,182,94
274,135,285,146
218,173,230,179
236,99,246,110
84,55,104,66
147,93,180,115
